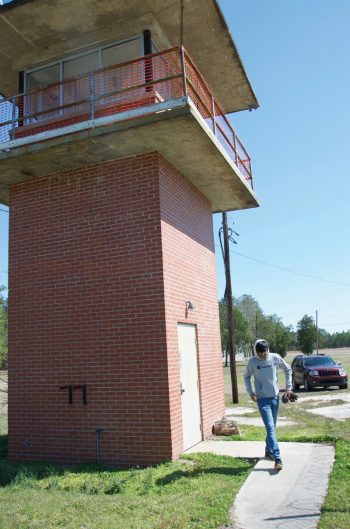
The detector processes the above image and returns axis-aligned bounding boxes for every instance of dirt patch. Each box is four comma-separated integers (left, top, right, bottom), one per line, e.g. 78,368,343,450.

226,407,255,415
297,393,350,404
307,404,350,421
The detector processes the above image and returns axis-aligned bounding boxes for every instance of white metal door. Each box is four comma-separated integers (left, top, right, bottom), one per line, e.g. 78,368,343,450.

178,323,202,450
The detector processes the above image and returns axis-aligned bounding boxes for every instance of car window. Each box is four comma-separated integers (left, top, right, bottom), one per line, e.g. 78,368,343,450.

303,356,336,367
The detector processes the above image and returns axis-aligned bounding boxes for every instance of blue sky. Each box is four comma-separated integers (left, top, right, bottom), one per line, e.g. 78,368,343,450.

214,0,350,333
1,0,350,333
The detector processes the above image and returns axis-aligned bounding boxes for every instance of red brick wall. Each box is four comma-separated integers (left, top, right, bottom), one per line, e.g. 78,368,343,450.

8,152,224,465
159,157,225,458
8,153,173,465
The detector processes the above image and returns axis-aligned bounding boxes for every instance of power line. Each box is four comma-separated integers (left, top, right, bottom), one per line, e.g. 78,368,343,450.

230,249,350,288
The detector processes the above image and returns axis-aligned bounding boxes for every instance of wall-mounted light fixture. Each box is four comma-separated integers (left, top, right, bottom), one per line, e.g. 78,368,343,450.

185,300,195,310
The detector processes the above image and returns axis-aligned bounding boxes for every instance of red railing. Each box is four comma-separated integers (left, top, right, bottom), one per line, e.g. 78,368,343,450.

183,50,252,185
0,46,253,186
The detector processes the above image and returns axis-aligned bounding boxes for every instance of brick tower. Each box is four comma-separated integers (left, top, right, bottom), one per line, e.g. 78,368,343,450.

0,0,259,465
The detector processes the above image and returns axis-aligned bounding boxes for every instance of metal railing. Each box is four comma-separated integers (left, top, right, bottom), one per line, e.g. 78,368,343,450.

182,49,252,186
0,46,253,186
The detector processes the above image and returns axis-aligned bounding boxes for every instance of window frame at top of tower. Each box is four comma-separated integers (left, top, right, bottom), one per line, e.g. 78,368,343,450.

24,34,148,93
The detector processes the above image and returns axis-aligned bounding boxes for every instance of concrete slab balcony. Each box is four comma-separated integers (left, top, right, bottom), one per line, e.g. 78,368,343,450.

0,47,258,212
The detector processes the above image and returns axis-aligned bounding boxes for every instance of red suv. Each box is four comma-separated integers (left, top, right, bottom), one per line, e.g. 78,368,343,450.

291,354,348,391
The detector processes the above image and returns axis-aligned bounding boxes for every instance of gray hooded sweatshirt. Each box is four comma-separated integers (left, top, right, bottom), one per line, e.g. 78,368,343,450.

244,349,292,399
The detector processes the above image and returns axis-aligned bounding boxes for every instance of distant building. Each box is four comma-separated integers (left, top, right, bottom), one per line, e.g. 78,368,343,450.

0,0,259,466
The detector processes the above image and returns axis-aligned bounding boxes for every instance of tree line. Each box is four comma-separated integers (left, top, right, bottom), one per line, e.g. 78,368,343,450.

219,294,350,361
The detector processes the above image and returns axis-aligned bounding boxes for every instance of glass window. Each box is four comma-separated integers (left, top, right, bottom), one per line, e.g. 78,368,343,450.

63,52,99,112
152,40,160,54
101,38,143,103
25,37,143,92
63,52,99,80
304,356,336,367
26,64,60,91
102,38,142,68
25,64,61,122
24,36,145,119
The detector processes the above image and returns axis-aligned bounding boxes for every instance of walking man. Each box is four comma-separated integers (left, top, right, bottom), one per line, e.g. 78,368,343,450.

244,339,293,470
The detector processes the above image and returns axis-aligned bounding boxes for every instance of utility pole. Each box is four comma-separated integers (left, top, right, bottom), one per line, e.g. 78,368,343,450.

219,212,239,404
316,310,319,355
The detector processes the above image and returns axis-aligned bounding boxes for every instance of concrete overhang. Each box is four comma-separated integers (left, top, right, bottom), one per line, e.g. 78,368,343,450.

0,0,258,114
0,97,259,212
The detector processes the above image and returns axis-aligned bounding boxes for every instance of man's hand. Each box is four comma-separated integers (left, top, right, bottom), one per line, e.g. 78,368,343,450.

250,393,257,402
282,390,298,403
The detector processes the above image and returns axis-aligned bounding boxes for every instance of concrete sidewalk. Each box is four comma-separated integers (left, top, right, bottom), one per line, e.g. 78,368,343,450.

186,440,334,529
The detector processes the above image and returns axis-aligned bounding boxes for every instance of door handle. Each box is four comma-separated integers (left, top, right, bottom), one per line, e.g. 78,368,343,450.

181,385,185,395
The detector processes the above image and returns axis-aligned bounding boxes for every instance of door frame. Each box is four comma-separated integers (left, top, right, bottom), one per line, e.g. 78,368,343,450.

177,322,203,450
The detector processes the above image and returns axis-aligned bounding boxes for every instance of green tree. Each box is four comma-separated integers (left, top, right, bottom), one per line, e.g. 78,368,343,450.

265,315,293,358
253,313,292,358
0,286,8,369
297,314,316,355
235,294,263,343
317,328,331,349
221,294,350,356
234,294,294,357
219,299,251,365
233,306,251,354
219,300,229,362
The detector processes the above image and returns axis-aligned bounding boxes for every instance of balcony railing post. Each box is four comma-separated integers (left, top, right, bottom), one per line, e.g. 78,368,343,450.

249,159,253,188
211,95,216,136
180,45,188,96
232,131,238,166
10,96,16,141
90,75,95,121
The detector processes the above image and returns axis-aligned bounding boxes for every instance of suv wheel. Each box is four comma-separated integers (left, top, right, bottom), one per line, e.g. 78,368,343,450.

339,383,348,390
304,376,312,392
292,376,300,391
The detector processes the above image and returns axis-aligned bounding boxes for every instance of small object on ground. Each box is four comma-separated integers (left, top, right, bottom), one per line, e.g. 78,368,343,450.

274,459,283,471
212,419,241,436
265,450,274,461
282,391,298,404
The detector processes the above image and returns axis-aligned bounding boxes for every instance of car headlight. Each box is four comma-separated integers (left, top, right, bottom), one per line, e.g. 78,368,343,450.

339,368,347,376
309,370,319,376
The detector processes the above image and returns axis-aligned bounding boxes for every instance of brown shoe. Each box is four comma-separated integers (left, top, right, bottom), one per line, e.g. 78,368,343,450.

274,459,283,471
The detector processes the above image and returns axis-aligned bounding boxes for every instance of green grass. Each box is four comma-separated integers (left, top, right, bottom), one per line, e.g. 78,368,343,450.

319,440,350,529
0,350,349,528
0,452,255,529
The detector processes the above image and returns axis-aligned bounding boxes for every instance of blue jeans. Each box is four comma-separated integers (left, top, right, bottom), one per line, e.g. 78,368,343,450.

257,396,280,460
